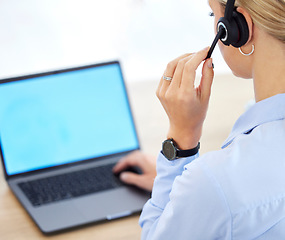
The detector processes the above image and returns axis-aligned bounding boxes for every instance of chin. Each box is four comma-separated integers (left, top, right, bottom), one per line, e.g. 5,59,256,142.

227,63,253,79
232,70,240,77
232,71,252,79
224,57,252,79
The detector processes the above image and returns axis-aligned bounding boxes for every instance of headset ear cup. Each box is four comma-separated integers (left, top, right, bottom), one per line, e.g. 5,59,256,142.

231,11,249,47
217,17,238,46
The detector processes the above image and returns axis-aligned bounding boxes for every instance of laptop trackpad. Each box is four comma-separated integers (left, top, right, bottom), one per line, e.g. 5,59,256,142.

73,187,147,222
31,199,86,233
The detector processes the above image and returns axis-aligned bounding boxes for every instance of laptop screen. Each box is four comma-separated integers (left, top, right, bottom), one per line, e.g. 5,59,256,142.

0,62,139,176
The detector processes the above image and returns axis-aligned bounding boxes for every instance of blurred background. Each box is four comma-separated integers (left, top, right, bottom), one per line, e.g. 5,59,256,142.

0,0,231,82
0,0,255,157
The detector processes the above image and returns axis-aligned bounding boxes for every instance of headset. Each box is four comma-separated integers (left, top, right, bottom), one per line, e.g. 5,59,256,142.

206,0,249,59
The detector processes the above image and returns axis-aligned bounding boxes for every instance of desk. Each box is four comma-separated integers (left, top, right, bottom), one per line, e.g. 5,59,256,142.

0,75,253,239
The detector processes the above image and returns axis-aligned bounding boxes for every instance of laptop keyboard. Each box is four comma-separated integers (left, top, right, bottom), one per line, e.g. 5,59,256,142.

18,163,123,207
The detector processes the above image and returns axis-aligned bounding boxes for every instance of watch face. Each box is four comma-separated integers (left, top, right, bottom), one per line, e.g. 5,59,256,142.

162,140,176,160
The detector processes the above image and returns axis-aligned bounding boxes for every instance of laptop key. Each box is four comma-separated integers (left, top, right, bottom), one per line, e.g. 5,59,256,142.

18,163,123,207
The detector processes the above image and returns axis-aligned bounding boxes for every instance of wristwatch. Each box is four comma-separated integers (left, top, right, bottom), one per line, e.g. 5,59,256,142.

162,138,200,161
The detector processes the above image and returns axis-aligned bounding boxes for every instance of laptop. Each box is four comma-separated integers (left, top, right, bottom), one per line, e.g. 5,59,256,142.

0,61,150,234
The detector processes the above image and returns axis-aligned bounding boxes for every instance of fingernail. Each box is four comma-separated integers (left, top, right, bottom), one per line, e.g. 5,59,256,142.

207,58,213,68
120,173,127,181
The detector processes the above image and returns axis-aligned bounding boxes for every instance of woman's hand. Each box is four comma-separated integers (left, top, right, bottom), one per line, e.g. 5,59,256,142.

112,151,156,192
157,47,214,150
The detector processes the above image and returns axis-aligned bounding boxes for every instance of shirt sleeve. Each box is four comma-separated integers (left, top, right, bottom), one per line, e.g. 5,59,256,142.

139,152,232,240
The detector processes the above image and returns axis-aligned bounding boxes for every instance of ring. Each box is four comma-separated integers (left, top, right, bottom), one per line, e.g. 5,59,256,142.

163,75,173,81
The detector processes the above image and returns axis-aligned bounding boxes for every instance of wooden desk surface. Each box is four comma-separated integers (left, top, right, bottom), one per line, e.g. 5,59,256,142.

0,75,253,239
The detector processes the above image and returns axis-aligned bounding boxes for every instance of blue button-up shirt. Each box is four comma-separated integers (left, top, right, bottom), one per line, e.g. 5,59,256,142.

139,93,285,239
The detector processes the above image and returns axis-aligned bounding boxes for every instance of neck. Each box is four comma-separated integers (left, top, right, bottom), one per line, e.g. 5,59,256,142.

252,32,285,102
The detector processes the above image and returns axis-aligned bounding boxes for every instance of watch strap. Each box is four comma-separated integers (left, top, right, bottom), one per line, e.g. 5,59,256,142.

176,142,200,158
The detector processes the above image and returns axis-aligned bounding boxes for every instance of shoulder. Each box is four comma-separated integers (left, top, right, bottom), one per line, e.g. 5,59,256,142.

187,120,285,213
181,121,285,238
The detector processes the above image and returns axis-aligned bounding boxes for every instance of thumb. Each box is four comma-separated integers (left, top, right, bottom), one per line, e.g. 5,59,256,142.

200,58,214,100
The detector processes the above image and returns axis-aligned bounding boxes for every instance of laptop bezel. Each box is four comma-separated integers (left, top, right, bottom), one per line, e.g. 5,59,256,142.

0,60,140,180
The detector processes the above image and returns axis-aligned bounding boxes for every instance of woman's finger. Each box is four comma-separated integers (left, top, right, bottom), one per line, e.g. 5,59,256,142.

112,158,130,173
171,55,193,88
157,53,193,98
181,47,210,90
199,58,214,101
112,151,141,173
164,53,192,80
120,172,153,192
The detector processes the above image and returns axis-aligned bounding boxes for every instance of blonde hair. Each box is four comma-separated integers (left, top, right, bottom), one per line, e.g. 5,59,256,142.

217,0,285,44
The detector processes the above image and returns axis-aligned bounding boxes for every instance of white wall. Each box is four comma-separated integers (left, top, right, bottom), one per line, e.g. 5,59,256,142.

0,0,231,82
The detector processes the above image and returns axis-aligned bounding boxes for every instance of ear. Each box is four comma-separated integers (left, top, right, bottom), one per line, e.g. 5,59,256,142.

236,7,254,44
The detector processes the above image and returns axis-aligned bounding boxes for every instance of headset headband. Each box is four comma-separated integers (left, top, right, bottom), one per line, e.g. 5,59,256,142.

224,0,235,20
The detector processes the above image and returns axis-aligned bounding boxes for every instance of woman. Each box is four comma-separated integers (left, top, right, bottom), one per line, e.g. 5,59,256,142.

114,0,285,238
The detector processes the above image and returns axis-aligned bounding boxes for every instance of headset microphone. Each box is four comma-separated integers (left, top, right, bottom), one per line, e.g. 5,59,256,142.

206,0,249,59
206,27,226,59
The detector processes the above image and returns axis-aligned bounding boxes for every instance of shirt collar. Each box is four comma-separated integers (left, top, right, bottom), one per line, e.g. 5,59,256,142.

222,93,285,149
